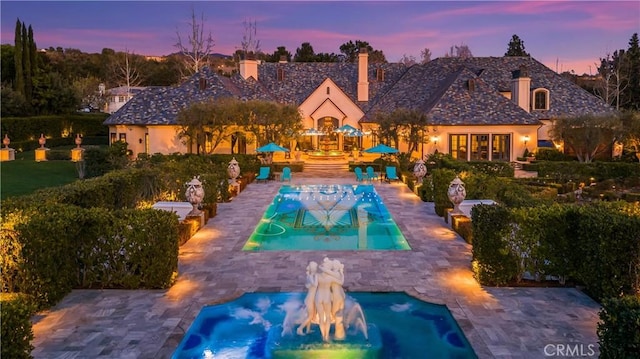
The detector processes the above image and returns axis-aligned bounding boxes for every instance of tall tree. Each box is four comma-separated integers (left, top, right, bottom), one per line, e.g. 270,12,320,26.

22,23,32,104
14,19,24,97
339,40,387,63
596,50,628,110
505,34,530,57
175,8,215,77
622,33,640,110
294,42,318,62
550,115,623,162
266,46,292,62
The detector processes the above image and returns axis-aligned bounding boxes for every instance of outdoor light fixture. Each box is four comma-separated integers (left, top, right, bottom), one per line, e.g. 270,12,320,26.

432,136,439,146
523,135,530,146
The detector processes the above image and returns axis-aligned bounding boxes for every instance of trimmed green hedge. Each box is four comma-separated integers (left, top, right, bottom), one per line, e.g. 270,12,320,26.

0,293,35,359
528,161,640,182
0,114,109,142
598,296,640,359
471,202,640,301
2,204,179,309
471,204,519,286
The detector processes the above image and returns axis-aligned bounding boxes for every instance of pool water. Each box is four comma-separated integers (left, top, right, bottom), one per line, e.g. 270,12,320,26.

172,292,478,359
242,184,411,251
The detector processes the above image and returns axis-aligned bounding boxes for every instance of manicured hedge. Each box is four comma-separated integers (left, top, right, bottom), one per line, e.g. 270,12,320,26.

528,161,640,182
471,202,640,301
470,204,519,286
597,295,640,359
1,204,179,309
0,113,109,142
0,293,35,359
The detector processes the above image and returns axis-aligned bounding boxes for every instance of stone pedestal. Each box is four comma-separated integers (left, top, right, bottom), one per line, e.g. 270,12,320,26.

71,148,84,162
0,148,15,162
35,148,49,162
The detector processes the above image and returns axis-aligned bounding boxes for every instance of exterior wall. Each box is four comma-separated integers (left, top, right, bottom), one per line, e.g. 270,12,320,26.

299,79,364,128
427,124,539,161
147,126,186,155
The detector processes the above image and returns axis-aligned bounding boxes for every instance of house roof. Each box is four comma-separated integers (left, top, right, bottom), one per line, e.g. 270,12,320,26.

104,56,614,127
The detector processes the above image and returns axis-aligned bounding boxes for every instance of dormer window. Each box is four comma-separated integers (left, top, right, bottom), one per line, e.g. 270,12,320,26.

532,88,549,110
376,68,385,82
198,78,207,90
277,68,285,81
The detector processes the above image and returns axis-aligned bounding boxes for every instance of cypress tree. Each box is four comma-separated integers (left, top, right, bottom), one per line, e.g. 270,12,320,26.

14,19,24,97
28,25,38,79
22,23,32,104
624,33,640,110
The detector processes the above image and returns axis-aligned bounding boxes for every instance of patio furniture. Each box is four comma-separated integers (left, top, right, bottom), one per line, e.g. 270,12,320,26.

366,166,380,182
385,166,400,182
256,166,271,182
281,167,292,182
354,167,367,182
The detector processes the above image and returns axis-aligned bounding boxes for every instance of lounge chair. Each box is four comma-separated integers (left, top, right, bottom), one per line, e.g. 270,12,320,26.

366,166,380,182
354,167,367,182
281,166,292,182
256,166,271,182
385,166,400,182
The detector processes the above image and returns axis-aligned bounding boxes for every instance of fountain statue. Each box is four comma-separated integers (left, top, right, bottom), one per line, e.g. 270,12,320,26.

447,176,466,215
185,176,205,216
285,257,368,343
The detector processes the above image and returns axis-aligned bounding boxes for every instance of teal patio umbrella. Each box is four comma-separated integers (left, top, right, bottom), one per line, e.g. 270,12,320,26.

256,142,290,153
334,124,358,133
363,144,399,154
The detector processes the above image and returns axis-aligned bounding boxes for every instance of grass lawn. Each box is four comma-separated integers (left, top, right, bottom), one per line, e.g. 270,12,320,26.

1,153,80,200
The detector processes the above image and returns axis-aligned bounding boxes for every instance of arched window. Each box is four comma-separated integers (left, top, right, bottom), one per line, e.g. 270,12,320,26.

532,88,549,110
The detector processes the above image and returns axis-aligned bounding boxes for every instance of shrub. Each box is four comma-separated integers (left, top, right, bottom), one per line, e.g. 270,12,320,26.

598,296,640,359
471,204,519,285
0,293,35,359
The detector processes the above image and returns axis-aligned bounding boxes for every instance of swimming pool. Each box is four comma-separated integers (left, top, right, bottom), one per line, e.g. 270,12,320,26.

171,292,478,358
242,184,411,251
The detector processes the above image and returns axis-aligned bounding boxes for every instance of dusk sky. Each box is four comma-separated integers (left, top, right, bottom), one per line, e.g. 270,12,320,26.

1,1,638,75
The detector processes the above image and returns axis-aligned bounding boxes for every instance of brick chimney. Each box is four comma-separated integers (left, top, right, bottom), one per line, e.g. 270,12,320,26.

357,48,369,102
239,53,258,80
511,65,530,112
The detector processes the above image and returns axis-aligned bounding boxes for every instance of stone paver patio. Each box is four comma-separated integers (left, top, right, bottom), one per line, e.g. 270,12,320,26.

30,170,601,358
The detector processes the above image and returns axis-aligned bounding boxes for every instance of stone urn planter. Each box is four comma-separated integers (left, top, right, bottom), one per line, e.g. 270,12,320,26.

75,134,83,148
227,157,240,185
38,133,47,148
185,176,205,216
413,159,427,183
447,176,466,215
3,134,10,148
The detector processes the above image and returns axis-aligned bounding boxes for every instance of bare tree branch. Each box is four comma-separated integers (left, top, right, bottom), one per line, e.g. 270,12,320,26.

175,8,215,76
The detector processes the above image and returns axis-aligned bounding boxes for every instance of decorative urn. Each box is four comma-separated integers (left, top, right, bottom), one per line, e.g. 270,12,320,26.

227,157,240,185
75,134,83,148
38,133,46,148
3,134,10,148
413,159,427,183
447,176,466,215
185,176,205,216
